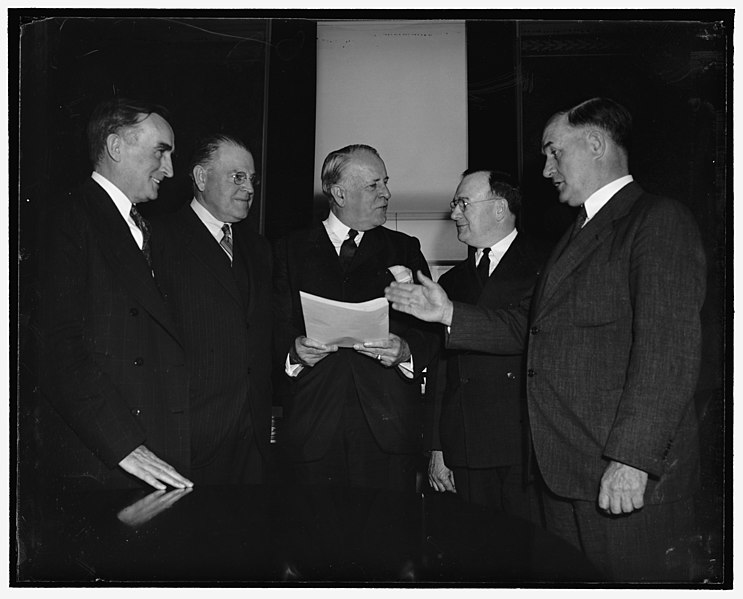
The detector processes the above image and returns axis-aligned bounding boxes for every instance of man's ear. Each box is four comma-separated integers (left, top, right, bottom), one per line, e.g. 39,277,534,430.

105,133,122,163
330,184,345,207
586,129,607,159
193,165,207,192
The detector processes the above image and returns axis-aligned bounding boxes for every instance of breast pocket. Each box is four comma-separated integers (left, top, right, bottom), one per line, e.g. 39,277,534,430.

571,260,629,327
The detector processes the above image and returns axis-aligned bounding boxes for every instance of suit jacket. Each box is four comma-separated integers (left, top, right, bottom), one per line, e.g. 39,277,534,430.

447,182,706,503
36,178,189,488
273,223,439,461
424,234,548,468
150,205,273,468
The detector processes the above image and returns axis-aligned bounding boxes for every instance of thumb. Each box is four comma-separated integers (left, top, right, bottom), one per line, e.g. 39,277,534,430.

416,270,434,287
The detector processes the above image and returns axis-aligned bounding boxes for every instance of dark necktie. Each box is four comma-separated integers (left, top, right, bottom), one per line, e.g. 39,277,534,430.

476,247,491,285
220,223,233,263
339,228,358,270
129,204,151,266
569,205,588,243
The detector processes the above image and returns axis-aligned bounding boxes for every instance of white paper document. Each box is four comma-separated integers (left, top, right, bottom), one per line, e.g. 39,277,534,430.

300,291,389,347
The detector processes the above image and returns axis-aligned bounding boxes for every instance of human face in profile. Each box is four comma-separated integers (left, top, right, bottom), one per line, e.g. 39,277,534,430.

118,112,174,204
541,113,597,207
198,143,256,223
334,150,391,231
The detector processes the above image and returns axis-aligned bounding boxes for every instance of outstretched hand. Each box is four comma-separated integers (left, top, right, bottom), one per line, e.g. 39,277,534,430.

119,445,193,490
384,271,454,325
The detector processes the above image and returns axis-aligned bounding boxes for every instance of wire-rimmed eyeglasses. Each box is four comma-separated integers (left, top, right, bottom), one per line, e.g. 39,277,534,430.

449,197,500,211
231,172,260,187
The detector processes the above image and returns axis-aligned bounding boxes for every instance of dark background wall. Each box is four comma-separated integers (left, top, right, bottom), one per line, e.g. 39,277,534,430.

13,11,731,582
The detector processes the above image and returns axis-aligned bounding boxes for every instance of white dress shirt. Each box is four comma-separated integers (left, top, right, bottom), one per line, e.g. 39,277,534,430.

581,175,634,226
475,228,518,277
91,171,143,249
286,211,414,378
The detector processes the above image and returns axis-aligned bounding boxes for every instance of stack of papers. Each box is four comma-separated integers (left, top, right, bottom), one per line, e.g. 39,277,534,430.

300,291,389,347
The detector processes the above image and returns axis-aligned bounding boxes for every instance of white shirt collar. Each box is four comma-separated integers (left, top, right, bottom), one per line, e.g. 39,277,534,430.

583,175,633,221
91,171,133,221
190,197,230,243
476,228,518,266
324,210,365,248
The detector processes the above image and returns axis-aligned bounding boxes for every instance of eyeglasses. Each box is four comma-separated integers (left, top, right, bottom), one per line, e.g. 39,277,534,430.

231,172,260,187
449,197,500,211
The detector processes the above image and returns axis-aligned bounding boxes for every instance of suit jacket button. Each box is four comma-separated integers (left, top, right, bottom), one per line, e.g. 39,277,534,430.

530,326,540,335
134,357,144,366
506,372,516,380
130,308,139,316
527,369,536,377
131,408,141,416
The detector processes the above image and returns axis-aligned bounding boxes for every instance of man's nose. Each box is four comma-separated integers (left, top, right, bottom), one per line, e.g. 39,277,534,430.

161,154,174,178
542,157,554,178
450,204,463,219
379,182,391,199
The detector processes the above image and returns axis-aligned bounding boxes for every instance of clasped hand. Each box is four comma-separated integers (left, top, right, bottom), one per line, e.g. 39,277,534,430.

294,333,410,368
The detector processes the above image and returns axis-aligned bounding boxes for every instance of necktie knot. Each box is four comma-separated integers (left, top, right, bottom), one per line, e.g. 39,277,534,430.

476,247,491,285
568,205,588,243
220,223,233,263
129,204,151,266
340,229,358,270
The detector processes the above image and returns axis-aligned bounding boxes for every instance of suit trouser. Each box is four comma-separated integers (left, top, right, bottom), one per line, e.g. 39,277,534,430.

293,391,418,493
541,485,696,582
453,464,543,526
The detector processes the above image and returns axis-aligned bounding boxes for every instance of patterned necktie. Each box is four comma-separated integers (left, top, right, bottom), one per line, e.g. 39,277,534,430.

129,204,151,266
339,228,358,270
569,205,588,243
220,223,233,263
476,247,491,285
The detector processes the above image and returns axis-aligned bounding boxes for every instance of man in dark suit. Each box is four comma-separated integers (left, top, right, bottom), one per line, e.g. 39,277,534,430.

37,98,193,490
386,98,706,581
425,169,546,523
151,134,272,485
273,144,438,493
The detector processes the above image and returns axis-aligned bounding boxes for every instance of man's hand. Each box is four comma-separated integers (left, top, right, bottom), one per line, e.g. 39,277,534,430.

428,450,456,493
384,271,454,326
353,333,410,368
598,460,648,514
118,445,193,490
117,487,192,528
293,335,339,367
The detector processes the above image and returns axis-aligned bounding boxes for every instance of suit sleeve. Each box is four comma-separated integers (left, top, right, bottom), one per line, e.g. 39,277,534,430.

602,199,706,477
447,295,531,355
37,201,145,468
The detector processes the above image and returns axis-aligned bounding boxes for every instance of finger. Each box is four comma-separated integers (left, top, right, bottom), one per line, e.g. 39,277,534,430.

621,491,636,513
416,271,434,287
610,493,622,515
631,492,645,510
598,490,610,511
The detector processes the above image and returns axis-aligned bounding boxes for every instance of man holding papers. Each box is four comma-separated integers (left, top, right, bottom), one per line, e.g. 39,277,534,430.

273,144,437,492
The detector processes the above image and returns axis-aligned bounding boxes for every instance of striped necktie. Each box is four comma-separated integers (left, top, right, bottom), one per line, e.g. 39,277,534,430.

220,223,233,263
129,204,151,266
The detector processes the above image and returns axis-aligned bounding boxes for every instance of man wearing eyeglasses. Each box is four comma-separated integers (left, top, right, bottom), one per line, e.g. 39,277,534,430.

425,169,547,522
151,133,273,485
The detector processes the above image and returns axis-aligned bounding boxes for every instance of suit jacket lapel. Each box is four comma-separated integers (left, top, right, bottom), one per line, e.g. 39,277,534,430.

232,226,258,318
534,182,643,319
177,206,242,307
84,181,179,339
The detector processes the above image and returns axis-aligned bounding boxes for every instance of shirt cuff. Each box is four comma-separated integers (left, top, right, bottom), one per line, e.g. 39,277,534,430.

285,353,304,378
397,355,414,379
